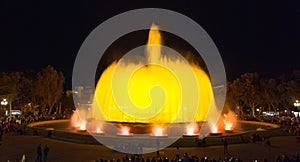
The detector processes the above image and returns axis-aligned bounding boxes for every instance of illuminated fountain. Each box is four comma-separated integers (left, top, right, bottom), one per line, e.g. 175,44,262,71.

91,24,218,135
69,24,225,142
30,23,281,153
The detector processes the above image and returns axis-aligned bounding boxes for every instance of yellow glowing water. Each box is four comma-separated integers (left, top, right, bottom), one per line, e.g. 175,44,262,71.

92,24,216,123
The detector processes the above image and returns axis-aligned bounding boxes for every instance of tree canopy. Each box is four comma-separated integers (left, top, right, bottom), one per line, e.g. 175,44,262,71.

227,70,300,117
0,65,66,116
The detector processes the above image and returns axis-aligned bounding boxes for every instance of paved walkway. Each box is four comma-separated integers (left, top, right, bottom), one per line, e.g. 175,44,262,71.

0,134,299,162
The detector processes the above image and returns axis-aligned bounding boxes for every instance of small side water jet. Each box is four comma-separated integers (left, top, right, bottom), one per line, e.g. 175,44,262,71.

78,120,87,132
87,121,105,135
209,125,222,136
150,126,168,137
209,111,237,135
224,122,233,133
183,123,199,137
70,106,106,134
223,111,237,133
70,110,87,132
117,126,133,136
95,127,104,134
70,110,80,128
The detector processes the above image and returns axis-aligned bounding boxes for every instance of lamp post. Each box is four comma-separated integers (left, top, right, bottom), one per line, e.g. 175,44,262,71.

256,108,260,115
1,99,8,117
294,100,300,110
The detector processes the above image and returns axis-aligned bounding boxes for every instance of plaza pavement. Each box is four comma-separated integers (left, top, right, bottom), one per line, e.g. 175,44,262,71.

0,134,299,162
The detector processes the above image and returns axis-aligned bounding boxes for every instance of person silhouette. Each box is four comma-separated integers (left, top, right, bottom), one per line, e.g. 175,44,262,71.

175,146,180,161
37,144,42,162
43,145,50,162
222,138,229,155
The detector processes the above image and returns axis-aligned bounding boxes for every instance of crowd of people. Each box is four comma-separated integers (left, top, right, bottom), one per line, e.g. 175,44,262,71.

90,149,300,162
93,153,243,162
0,114,70,135
242,114,300,136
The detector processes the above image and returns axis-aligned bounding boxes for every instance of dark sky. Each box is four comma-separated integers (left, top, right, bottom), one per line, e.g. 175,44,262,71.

0,1,299,89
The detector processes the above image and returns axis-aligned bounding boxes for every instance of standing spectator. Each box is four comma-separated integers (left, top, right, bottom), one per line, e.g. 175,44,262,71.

266,138,271,146
240,135,245,143
37,144,42,162
201,137,207,147
43,145,49,162
47,130,52,137
222,138,229,155
137,143,144,154
181,153,190,162
175,146,180,161
0,127,3,141
156,139,160,156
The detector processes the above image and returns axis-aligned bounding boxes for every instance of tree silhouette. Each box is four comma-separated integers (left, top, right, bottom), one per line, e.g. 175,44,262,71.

227,73,260,117
260,78,280,112
0,72,22,111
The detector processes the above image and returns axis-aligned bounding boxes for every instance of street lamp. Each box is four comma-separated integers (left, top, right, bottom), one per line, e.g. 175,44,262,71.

294,100,300,110
1,98,8,117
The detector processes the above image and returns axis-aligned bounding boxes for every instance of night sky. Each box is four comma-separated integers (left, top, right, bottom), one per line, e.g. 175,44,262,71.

0,1,299,89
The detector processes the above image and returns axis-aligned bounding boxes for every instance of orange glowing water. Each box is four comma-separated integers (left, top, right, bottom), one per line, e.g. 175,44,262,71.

92,24,217,123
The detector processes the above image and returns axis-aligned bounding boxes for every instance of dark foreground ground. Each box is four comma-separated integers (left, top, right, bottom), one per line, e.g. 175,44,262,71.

0,134,299,162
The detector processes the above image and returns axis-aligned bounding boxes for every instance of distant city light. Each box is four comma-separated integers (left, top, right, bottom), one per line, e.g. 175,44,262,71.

1,99,8,106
